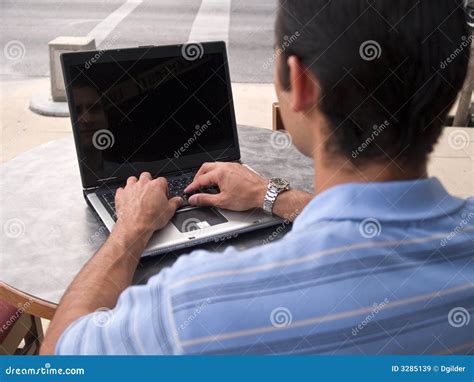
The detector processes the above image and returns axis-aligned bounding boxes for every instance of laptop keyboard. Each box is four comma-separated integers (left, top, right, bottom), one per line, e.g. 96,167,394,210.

101,191,117,217
167,173,195,197
98,172,219,220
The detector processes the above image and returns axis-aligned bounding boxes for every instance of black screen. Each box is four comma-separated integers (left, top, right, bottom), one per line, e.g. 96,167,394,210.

66,49,237,188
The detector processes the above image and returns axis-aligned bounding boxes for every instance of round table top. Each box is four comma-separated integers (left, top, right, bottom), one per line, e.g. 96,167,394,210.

0,125,313,304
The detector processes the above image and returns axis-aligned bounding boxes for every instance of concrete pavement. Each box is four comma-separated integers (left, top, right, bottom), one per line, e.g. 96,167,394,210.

0,0,277,83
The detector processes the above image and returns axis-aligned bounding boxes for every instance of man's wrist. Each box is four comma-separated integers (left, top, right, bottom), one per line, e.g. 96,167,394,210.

254,179,270,209
109,222,153,256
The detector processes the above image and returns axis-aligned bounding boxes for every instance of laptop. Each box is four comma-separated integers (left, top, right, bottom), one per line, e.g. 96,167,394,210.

61,41,282,257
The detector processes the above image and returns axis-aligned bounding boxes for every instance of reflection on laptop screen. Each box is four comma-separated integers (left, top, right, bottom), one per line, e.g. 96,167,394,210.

67,50,236,186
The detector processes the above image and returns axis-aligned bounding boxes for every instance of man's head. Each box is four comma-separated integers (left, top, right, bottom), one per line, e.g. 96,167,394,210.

274,0,469,169
72,77,109,149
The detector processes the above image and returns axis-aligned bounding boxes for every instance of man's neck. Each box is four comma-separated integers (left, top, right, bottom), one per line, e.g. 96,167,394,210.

313,152,427,195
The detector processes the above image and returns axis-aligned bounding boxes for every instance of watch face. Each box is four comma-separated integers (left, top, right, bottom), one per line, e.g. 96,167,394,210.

272,177,290,190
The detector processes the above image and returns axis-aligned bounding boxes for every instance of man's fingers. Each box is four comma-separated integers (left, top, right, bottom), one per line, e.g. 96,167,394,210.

162,197,182,222
184,171,219,193
186,162,224,191
152,177,168,192
139,172,152,182
188,192,222,207
115,187,123,207
126,176,137,186
195,162,218,178
168,196,183,211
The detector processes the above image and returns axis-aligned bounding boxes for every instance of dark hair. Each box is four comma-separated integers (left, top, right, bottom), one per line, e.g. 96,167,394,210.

276,0,470,166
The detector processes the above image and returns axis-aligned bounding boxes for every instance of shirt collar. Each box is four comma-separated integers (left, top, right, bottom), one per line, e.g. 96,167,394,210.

293,177,465,229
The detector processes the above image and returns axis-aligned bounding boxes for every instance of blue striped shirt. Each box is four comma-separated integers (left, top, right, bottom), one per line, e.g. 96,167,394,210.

56,178,474,355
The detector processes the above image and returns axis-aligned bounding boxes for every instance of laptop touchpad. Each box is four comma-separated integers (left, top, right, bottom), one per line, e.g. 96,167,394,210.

172,208,228,233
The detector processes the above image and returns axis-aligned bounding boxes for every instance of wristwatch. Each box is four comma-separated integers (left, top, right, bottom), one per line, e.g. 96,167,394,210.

263,178,290,215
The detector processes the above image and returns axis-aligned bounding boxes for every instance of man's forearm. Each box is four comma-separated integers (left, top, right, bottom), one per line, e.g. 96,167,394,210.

40,225,151,354
272,189,314,220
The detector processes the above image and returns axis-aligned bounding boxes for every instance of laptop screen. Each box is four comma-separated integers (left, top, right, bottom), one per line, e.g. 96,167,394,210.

62,43,239,189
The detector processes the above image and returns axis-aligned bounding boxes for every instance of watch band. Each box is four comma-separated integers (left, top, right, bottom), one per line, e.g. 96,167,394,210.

263,178,290,215
263,182,279,215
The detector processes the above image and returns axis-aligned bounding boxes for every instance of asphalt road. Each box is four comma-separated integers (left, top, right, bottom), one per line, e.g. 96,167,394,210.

0,0,277,83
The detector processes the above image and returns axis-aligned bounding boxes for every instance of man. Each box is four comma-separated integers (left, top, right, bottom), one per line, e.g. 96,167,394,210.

42,0,473,355
73,79,110,175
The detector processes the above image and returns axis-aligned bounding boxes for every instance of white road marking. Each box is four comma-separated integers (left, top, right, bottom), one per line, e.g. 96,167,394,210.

68,19,101,27
87,0,142,47
67,19,102,27
188,0,232,45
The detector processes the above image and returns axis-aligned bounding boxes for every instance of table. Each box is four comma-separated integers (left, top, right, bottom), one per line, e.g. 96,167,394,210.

0,125,313,305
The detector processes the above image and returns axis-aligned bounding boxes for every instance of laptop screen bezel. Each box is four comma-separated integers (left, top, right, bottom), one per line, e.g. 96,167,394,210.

61,41,240,190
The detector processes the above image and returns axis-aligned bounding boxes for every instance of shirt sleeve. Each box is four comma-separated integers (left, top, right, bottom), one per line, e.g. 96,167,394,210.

54,242,281,355
55,266,180,355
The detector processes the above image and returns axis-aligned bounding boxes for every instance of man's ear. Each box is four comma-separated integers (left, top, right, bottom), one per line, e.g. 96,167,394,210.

287,56,320,113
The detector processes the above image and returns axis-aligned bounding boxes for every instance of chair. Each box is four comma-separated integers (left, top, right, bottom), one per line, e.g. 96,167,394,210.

272,102,285,131
0,281,57,355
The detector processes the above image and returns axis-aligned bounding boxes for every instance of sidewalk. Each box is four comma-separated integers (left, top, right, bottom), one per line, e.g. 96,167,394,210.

1,78,472,197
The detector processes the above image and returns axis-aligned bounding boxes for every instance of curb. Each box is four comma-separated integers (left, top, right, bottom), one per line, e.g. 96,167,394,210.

29,93,69,118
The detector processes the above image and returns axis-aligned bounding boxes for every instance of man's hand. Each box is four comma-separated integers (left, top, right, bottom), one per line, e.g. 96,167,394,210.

185,162,314,220
114,172,182,237
40,172,182,355
184,162,268,211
